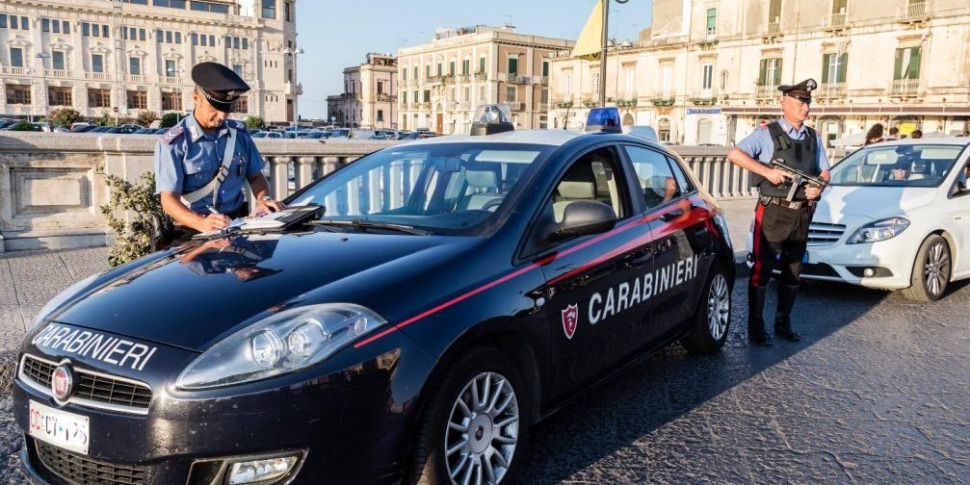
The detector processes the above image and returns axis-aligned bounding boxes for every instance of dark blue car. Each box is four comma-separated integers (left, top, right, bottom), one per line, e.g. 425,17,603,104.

14,112,734,485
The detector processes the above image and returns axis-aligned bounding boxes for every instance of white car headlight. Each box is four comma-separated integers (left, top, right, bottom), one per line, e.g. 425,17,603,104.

177,304,388,390
30,273,101,331
847,218,910,244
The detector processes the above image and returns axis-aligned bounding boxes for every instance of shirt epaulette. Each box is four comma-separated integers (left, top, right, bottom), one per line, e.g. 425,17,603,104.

758,125,769,131
160,125,185,145
227,119,246,130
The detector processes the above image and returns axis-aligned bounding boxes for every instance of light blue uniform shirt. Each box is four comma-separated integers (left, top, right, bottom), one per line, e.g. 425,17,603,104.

154,114,265,214
735,118,831,172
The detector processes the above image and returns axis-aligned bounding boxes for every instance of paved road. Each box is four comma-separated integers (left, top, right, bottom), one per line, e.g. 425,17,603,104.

1,199,968,484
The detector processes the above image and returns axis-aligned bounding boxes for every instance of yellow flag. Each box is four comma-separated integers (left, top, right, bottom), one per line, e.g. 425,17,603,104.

572,0,604,60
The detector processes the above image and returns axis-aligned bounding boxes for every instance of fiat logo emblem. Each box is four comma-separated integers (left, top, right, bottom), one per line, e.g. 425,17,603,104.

51,364,74,402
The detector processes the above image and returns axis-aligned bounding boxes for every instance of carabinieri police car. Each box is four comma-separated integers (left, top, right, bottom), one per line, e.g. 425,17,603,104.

14,106,735,485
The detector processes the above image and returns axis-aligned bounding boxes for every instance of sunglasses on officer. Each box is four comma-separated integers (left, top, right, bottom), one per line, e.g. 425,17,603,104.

785,94,812,105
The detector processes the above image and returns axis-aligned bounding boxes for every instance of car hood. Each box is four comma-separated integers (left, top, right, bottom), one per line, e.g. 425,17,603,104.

815,185,938,222
52,232,474,352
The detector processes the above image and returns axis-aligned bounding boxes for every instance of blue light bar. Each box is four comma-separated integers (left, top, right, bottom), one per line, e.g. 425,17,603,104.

586,107,622,133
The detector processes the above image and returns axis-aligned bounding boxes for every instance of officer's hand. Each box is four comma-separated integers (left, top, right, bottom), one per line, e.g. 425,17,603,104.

764,168,789,185
254,198,286,217
201,213,231,232
804,186,823,200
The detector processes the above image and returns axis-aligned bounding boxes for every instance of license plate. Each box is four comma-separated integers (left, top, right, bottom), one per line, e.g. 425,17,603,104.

28,400,90,455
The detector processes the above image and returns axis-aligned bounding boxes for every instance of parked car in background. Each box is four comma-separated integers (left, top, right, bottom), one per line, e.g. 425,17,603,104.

252,131,283,139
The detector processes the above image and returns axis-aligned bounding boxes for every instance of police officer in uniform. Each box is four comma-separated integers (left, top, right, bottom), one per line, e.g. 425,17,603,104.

727,79,831,346
155,62,284,237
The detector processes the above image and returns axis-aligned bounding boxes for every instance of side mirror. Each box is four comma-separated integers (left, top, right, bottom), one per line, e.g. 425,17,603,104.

549,201,617,241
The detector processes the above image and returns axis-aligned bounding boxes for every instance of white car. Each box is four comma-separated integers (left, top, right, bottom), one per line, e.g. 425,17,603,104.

750,139,970,301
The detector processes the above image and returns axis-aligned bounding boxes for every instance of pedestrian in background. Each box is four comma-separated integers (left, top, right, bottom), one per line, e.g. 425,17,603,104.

727,79,831,346
865,124,885,145
886,126,899,140
911,129,923,139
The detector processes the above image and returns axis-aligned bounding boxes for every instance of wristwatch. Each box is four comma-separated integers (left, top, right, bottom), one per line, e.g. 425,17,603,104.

261,195,273,202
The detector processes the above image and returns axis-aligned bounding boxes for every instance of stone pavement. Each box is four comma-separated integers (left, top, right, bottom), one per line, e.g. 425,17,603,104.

0,198,759,353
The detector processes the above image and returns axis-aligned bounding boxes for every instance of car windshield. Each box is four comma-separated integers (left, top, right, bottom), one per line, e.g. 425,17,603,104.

830,144,965,187
289,143,553,235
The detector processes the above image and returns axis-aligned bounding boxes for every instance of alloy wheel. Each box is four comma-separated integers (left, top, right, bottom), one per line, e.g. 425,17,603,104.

443,371,519,485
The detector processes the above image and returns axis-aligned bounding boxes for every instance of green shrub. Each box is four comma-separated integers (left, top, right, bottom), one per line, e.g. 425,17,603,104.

245,116,265,130
160,112,181,128
136,110,159,127
99,172,164,267
49,108,83,128
9,121,37,131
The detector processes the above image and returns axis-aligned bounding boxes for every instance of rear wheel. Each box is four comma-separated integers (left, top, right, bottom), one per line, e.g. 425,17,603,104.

681,264,732,354
411,347,529,485
901,234,951,302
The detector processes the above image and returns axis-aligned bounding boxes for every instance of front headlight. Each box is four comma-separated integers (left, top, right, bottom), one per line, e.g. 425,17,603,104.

30,273,101,331
847,218,910,244
177,304,388,390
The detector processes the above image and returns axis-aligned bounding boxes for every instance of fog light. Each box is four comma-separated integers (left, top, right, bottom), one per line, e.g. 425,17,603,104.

228,456,298,484
864,268,875,277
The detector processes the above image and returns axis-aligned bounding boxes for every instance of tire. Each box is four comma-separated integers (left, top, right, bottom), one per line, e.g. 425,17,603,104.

410,347,529,485
681,264,732,354
901,234,951,302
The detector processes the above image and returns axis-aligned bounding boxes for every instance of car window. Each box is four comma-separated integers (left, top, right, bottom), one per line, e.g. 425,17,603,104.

290,143,552,234
548,147,628,223
830,144,963,187
623,145,683,209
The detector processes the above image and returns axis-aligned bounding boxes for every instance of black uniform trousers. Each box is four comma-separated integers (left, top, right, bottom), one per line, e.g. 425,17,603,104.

749,200,813,338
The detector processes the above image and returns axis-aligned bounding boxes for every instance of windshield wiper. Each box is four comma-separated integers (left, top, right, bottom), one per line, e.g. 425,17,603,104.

309,219,431,236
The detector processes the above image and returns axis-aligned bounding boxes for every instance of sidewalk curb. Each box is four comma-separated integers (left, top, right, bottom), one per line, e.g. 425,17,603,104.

1,351,16,395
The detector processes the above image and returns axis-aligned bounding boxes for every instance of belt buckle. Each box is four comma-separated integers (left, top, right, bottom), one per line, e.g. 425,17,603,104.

789,201,802,209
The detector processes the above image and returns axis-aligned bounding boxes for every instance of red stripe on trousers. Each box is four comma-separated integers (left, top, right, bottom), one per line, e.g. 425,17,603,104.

751,203,765,287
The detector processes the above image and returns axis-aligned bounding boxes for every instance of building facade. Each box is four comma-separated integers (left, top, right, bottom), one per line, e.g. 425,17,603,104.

397,25,574,134
0,0,300,124
549,0,970,147
327,53,397,129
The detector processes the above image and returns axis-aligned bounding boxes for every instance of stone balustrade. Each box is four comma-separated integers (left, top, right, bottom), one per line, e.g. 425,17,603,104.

0,133,746,253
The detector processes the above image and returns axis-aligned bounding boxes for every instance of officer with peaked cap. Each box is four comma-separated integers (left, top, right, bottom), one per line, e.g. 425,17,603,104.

154,62,285,241
727,78,831,346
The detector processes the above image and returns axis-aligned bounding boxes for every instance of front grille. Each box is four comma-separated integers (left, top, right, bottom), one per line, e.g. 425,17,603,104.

807,221,846,245
20,355,152,412
36,440,146,485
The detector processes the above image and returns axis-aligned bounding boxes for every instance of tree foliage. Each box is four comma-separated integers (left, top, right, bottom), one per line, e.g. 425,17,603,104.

136,110,159,127
160,113,180,128
245,116,265,130
49,108,83,127
99,172,164,267
9,121,37,131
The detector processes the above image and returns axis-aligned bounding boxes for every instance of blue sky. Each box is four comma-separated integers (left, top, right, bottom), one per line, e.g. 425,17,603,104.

294,0,655,119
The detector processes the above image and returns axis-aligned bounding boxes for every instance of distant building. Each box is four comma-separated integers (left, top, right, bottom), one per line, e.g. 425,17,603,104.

397,25,574,134
0,0,300,123
327,53,397,129
549,0,970,147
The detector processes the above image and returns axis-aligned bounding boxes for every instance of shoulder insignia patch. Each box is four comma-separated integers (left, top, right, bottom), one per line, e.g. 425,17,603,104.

227,119,245,130
757,125,769,131
160,125,185,145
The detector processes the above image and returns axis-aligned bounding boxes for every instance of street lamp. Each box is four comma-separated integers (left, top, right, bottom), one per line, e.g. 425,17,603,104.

36,51,51,126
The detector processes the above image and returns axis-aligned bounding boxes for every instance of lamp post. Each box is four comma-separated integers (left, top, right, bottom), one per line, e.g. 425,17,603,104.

36,51,51,127
283,46,304,128
598,0,629,107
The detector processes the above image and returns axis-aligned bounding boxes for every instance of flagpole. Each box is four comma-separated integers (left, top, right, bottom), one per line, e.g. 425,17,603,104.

599,0,609,107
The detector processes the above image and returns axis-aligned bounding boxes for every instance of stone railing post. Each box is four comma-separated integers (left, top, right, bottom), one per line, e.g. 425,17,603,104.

298,156,315,191
272,156,289,199
322,157,340,178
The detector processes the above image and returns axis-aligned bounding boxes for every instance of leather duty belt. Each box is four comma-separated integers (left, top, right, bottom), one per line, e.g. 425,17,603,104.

760,196,816,210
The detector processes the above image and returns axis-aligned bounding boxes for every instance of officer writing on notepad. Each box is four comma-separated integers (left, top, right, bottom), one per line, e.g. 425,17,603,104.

154,62,285,238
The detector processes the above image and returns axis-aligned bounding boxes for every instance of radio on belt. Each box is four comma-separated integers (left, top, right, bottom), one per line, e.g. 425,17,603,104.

470,104,515,136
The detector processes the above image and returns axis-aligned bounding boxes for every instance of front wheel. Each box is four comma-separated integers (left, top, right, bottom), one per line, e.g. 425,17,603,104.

681,264,732,354
411,347,530,485
901,234,951,302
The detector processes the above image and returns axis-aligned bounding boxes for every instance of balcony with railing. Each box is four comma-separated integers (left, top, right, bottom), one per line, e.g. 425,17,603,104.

125,74,147,83
1,66,28,76
418,101,431,110
425,75,442,85
284,82,303,96
763,21,781,38
505,74,530,84
755,84,779,100
538,102,549,112
46,69,70,78
816,82,846,99
375,93,395,102
552,96,574,108
890,78,921,97
616,93,638,107
823,12,847,31
688,91,717,106
897,1,927,24
698,28,718,47
474,71,488,81
650,93,676,107
457,73,470,83
160,76,185,85
537,76,549,86
85,72,111,81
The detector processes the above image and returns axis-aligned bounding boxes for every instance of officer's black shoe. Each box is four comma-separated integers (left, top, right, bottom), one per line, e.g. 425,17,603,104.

774,327,801,342
749,332,774,346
